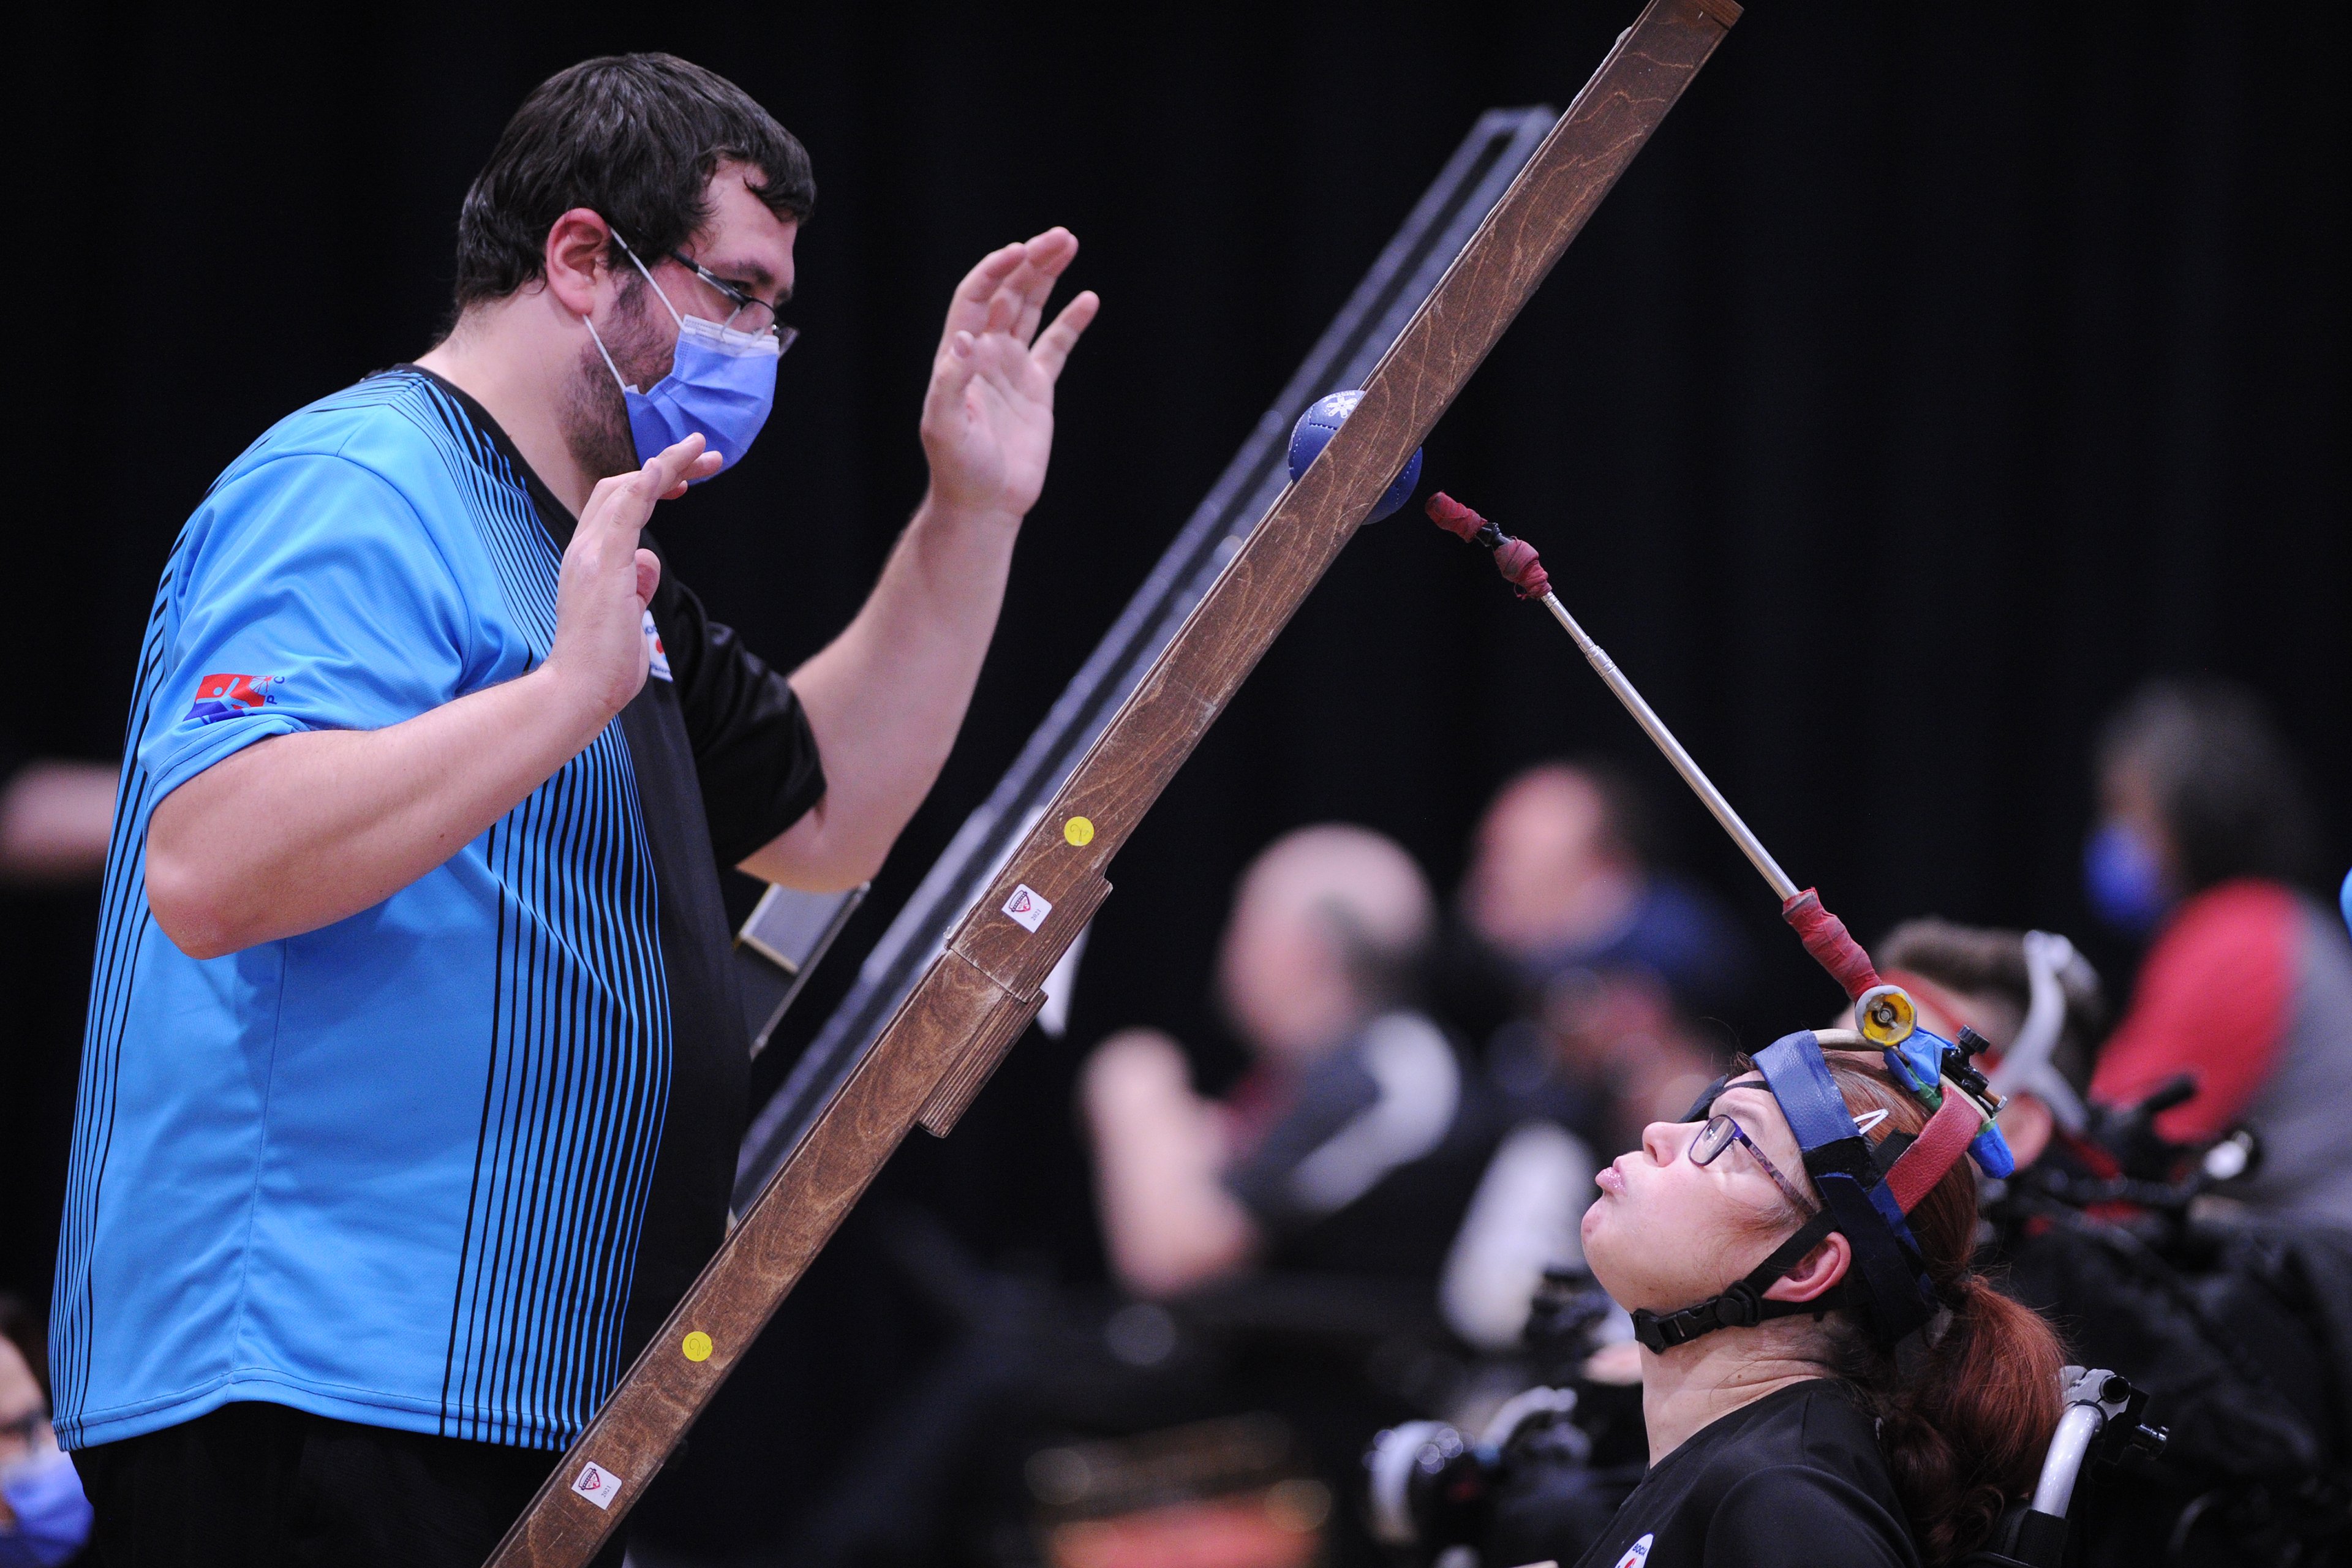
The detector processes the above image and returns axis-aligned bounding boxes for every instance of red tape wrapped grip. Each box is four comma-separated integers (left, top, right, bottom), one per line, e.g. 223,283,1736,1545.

1493,538,1550,600
1426,492,1487,541
1425,493,1552,599
1781,888,1882,1001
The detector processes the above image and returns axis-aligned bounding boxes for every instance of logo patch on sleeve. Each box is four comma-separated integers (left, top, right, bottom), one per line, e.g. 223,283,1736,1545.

188,673,282,725
643,610,673,682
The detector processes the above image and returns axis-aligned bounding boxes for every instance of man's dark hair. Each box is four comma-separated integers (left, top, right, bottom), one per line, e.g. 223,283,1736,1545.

2097,677,2324,895
450,53,814,315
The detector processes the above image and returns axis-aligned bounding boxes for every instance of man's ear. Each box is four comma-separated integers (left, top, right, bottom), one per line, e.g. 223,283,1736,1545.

542,208,614,317
1762,1230,1851,1305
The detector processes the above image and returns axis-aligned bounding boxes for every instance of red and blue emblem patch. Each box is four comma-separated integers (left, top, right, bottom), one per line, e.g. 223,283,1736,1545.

188,672,282,725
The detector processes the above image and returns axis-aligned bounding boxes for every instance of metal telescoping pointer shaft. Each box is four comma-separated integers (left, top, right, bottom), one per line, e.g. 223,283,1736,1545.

1425,491,1883,1003
1534,589,1797,902
1424,491,1792,897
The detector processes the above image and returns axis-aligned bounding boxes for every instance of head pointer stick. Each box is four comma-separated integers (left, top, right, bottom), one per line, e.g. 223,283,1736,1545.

1427,493,2026,1354
1426,491,1887,1011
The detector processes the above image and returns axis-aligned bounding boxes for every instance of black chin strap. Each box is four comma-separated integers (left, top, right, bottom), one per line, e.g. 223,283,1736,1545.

1629,1118,1929,1354
1630,1210,1849,1352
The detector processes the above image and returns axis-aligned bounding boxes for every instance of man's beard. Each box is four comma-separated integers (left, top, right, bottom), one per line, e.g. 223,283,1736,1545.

562,283,672,482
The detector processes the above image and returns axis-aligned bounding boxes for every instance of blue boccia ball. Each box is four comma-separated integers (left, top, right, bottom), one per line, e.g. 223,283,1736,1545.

1287,390,1423,522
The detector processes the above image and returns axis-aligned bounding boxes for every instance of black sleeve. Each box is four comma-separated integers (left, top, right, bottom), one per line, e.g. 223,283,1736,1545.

647,566,826,867
1704,1468,1916,1568
1223,1053,1383,1231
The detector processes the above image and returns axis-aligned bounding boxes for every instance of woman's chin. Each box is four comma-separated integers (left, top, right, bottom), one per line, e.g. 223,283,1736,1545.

1580,1218,1627,1299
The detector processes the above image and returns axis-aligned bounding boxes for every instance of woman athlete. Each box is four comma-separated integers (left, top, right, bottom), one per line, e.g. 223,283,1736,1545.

1573,1028,2066,1568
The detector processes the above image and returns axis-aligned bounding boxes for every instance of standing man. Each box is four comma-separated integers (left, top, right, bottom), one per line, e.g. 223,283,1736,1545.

54,53,1096,1566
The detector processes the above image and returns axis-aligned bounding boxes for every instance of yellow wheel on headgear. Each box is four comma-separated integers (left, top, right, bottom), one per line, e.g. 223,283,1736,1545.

1855,984,1917,1047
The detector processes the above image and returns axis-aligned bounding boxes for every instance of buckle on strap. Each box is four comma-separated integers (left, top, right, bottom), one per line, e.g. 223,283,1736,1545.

1631,1303,1717,1352
1713,1280,1765,1328
1630,1280,1855,1352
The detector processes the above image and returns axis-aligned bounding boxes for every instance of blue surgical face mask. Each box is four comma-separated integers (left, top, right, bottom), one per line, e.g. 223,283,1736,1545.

583,236,782,478
0,1441,94,1567
2084,820,2172,935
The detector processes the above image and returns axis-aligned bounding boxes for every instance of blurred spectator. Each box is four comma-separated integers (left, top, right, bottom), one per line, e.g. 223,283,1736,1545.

775,829,1489,1567
0,737,112,885
1461,760,1749,1019
1081,824,1486,1301
1864,918,2106,1170
0,1296,91,1566
1,741,111,1323
2082,679,2352,1224
1458,761,1746,1161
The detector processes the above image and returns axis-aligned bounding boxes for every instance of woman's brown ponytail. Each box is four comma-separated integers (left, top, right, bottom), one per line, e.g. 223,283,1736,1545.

1820,1052,2067,1566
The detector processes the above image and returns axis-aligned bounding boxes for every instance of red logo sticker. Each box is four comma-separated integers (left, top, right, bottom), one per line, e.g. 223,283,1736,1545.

188,673,282,725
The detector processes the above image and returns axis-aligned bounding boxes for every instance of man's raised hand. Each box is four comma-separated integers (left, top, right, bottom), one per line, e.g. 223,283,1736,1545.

545,434,720,725
920,227,1099,522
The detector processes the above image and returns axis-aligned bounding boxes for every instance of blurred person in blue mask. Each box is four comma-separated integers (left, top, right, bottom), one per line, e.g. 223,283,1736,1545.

0,1300,88,1568
2082,679,2352,1225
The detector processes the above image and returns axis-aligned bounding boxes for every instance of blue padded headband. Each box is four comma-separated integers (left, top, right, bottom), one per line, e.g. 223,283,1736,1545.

1753,1031,1937,1343
1633,1025,2015,1354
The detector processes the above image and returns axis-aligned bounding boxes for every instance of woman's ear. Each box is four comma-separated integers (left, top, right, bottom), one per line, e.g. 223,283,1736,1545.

1762,1230,1851,1304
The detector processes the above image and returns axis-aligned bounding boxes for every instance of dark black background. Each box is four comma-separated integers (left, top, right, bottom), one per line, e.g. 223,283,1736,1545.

7,1,2348,1559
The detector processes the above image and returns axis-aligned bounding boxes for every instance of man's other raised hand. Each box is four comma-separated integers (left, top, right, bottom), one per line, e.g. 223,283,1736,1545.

920,227,1099,523
546,434,722,725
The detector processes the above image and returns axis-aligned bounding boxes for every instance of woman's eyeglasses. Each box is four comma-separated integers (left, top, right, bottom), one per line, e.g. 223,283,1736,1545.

1689,1114,1817,1215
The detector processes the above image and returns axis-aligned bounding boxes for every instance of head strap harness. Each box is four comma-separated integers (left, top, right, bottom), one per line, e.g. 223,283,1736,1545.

1982,930,2094,1133
1630,1023,2015,1354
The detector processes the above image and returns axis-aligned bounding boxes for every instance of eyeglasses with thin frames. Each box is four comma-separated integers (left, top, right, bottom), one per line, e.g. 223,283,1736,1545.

1689,1113,1819,1215
663,247,799,352
607,227,799,352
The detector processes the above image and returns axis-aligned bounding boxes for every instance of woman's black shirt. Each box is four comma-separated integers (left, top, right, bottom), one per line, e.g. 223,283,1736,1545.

1571,1380,1920,1568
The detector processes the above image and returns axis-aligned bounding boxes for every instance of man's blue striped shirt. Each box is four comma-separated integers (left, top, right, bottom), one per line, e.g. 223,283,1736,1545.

53,369,820,1450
